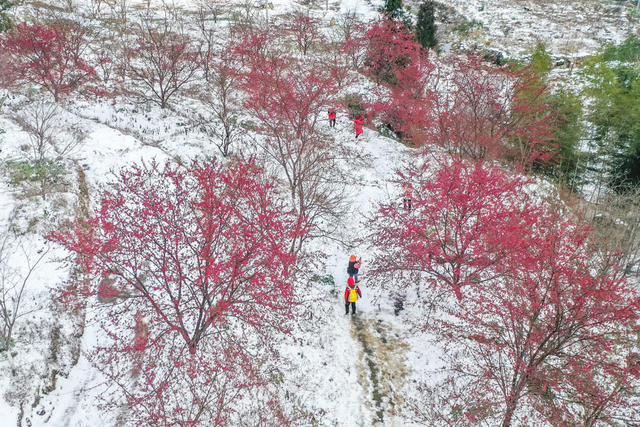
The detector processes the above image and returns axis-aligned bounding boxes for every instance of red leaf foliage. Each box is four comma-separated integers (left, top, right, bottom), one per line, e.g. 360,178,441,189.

364,19,438,142
48,159,306,425
363,19,417,85
428,58,555,166
236,28,342,251
370,54,437,142
1,21,96,102
370,159,640,425
372,160,537,301
362,20,554,162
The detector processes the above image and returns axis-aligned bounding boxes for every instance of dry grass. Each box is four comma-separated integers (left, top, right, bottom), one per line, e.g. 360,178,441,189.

350,315,410,425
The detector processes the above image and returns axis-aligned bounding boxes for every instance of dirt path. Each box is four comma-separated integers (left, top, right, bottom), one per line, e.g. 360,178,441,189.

74,162,90,219
350,314,409,426
69,161,90,364
47,162,90,381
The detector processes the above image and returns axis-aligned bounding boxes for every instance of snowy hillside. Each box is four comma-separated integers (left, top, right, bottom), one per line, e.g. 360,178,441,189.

0,0,639,426
431,0,638,58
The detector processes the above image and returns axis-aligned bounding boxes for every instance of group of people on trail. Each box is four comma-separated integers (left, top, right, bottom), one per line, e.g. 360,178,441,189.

328,104,413,315
327,108,414,211
344,255,362,315
327,108,365,139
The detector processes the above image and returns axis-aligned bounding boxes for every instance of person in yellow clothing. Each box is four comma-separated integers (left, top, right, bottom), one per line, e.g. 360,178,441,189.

344,276,362,315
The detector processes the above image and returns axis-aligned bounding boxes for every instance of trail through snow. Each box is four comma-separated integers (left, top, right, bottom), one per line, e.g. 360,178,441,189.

351,314,409,426
319,114,414,425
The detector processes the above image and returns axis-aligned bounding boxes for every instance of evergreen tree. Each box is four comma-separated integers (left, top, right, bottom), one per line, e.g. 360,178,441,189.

530,41,552,75
602,34,640,63
534,89,586,191
383,0,403,18
0,0,12,33
416,0,437,49
585,58,640,192
514,42,586,190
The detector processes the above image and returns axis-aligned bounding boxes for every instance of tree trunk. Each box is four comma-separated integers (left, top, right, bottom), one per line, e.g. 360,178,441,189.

502,380,525,427
4,331,15,375
502,401,517,427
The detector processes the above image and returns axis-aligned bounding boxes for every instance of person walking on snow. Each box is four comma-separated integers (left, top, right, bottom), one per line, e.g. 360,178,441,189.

328,108,337,128
344,276,362,315
347,254,362,282
353,114,364,138
403,182,413,211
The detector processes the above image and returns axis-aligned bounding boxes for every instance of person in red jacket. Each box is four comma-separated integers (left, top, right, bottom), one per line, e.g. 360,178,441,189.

347,255,362,283
344,276,362,315
328,108,337,128
353,114,364,138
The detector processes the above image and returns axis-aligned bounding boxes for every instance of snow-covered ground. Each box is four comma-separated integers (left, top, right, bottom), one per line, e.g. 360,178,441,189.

0,98,422,426
431,0,638,59
1,0,638,426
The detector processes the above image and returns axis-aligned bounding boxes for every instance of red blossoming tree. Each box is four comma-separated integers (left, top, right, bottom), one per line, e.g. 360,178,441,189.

364,18,437,142
428,58,555,167
370,159,640,426
49,159,308,425
370,160,539,301
239,32,346,253
371,54,437,142
363,18,417,85
1,21,96,102
283,11,323,56
419,209,640,426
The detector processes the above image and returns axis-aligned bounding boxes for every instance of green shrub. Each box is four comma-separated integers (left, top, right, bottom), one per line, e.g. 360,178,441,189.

343,93,365,119
529,41,552,75
382,0,403,18
451,405,463,419
376,123,397,139
454,18,482,35
0,0,12,33
240,120,259,131
376,120,410,142
8,159,66,186
534,89,586,191
602,35,640,63
311,274,335,286
312,274,337,297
